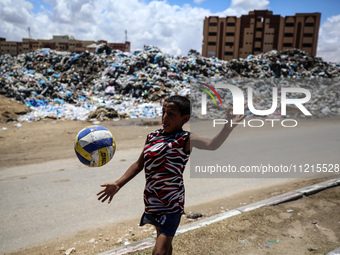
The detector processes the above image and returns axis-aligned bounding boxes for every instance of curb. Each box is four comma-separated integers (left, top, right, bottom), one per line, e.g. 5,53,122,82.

175,209,241,236
295,178,340,196
326,247,340,255
98,238,155,255
236,191,302,213
98,177,340,255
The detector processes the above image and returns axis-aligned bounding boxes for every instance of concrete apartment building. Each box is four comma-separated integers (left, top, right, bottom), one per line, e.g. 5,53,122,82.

202,10,321,61
0,35,130,56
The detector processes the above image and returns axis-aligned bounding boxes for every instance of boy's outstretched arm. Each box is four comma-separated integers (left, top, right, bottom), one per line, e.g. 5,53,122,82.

97,149,145,204
190,107,247,151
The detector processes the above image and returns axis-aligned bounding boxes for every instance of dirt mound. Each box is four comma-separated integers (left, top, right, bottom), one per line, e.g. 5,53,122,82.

0,95,30,123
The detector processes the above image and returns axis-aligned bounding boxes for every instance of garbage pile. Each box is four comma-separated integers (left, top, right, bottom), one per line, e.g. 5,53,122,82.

0,46,339,122
87,105,126,121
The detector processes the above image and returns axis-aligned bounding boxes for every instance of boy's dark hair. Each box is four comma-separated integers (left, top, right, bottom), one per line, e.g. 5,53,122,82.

165,95,191,116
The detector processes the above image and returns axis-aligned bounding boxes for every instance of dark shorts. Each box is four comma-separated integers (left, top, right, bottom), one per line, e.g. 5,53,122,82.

139,212,182,237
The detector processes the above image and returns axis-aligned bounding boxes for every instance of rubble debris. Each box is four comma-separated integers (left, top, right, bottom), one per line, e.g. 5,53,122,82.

0,46,339,122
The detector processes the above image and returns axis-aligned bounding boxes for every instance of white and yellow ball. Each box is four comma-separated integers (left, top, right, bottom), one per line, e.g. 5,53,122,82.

74,125,116,167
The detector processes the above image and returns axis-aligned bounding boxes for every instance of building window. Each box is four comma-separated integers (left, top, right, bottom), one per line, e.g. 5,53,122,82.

302,43,312,48
226,32,235,36
208,32,217,36
225,42,234,46
305,23,314,27
303,33,313,37
285,23,294,27
208,42,216,46
283,43,293,47
227,22,235,26
254,48,261,52
255,38,262,42
224,52,233,56
209,22,218,26
284,33,294,37
256,28,263,32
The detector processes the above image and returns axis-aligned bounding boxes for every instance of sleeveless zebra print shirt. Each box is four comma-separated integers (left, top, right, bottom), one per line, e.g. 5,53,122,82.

143,129,190,214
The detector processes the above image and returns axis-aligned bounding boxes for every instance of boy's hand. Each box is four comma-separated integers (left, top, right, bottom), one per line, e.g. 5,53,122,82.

97,183,120,204
226,107,247,129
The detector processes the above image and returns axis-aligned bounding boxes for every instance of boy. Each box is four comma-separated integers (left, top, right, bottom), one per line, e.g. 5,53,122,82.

97,95,246,255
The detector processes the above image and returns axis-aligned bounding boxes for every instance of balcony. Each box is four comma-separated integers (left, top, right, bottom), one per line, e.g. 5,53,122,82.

283,38,294,43
303,27,315,33
302,37,313,44
208,36,217,41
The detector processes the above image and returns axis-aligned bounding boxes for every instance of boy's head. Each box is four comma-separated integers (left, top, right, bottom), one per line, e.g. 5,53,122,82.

162,95,190,133
164,95,191,116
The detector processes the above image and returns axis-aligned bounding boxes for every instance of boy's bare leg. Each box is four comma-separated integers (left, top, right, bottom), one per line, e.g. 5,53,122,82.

152,227,173,255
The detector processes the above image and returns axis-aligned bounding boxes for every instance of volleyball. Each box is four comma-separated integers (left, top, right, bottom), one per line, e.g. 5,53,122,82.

74,125,116,167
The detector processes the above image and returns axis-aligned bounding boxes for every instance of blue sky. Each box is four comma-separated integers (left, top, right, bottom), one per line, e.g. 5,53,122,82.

1,0,340,62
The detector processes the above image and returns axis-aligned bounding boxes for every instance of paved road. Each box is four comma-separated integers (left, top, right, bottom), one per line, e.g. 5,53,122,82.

0,119,339,253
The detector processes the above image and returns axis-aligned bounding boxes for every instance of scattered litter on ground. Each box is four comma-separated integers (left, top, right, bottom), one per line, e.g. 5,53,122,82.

186,213,203,219
268,240,280,243
64,247,76,255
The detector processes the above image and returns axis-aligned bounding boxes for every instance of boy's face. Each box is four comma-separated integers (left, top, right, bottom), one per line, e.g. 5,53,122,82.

162,102,190,133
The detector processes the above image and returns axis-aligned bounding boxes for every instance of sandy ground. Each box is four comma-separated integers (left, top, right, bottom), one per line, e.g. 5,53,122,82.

0,97,339,254
164,185,340,255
